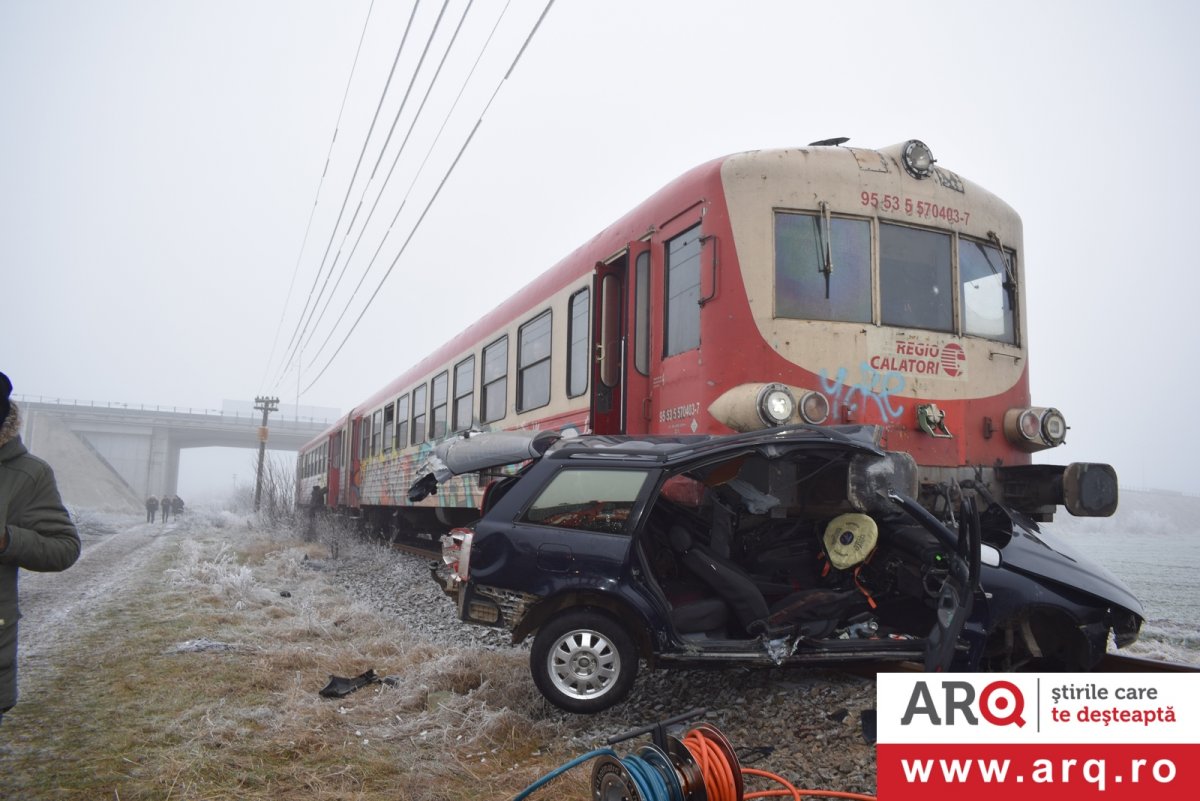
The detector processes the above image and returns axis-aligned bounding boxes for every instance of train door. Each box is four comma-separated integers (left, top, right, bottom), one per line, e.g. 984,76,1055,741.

348,417,363,509
328,430,342,508
591,242,652,434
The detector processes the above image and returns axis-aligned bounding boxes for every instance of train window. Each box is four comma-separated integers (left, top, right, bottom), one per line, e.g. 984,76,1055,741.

431,371,449,440
774,212,871,323
412,384,428,445
634,251,650,375
371,409,383,456
481,336,508,423
395,394,409,449
518,310,552,412
959,239,1017,344
359,416,370,461
665,225,702,356
880,223,953,332
453,356,475,431
332,431,342,468
599,275,621,388
568,289,589,397
382,403,395,453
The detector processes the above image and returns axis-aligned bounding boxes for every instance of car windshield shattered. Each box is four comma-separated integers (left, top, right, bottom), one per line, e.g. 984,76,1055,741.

411,425,1138,714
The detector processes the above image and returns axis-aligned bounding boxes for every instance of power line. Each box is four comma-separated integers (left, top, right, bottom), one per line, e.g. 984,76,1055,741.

299,0,518,374
301,0,557,395
260,0,377,392
274,0,425,386
296,0,475,363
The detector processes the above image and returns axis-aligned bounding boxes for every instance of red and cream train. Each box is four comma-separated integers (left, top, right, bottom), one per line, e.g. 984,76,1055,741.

297,138,1116,536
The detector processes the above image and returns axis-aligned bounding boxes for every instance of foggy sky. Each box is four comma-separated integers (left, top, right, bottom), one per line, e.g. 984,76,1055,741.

2,0,1198,497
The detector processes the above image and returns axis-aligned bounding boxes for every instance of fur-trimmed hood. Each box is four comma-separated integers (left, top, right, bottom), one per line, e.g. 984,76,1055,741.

0,401,20,452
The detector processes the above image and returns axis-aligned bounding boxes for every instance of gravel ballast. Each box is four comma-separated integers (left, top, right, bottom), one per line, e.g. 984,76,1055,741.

322,531,879,796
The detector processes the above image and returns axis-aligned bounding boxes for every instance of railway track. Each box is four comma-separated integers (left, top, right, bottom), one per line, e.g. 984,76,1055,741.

389,535,443,559
1095,652,1200,672
384,534,1198,675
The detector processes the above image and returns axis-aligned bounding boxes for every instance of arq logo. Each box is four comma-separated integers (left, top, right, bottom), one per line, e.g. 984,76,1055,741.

900,680,1025,727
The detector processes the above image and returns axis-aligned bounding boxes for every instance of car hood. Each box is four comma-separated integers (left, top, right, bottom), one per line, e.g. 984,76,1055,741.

999,519,1145,618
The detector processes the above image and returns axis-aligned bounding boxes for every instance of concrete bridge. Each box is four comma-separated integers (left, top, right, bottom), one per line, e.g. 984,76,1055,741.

15,398,333,512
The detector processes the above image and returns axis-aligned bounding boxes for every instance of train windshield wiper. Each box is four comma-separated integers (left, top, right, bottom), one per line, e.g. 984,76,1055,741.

818,201,834,298
986,230,1018,308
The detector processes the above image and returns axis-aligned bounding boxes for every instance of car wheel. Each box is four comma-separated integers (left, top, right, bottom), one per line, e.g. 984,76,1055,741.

530,610,638,714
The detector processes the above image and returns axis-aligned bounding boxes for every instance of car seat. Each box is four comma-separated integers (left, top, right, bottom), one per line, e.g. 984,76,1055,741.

668,524,864,638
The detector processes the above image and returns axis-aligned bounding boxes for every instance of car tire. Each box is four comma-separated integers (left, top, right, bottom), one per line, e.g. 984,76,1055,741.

530,610,638,714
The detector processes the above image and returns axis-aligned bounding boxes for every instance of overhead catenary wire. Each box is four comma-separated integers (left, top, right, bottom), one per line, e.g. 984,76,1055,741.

295,0,477,364
260,0,376,393
284,0,456,375
273,0,425,387
293,0,515,376
299,0,557,395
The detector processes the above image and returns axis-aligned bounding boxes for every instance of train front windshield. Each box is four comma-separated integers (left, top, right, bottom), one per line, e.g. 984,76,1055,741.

773,210,1017,345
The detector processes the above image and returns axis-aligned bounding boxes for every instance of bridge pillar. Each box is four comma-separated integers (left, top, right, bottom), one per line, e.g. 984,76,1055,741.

146,425,172,498
165,445,181,497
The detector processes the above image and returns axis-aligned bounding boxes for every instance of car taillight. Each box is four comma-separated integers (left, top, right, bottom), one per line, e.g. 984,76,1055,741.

441,528,474,583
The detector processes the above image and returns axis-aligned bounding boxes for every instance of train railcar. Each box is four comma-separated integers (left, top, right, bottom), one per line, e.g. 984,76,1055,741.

298,138,1116,538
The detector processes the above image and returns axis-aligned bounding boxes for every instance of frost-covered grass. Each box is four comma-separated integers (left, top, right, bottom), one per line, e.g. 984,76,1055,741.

1,521,579,801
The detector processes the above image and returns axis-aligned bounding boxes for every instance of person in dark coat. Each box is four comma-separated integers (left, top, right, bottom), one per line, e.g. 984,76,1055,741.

172,496,184,518
145,495,158,523
0,371,81,724
306,482,326,540
160,495,171,524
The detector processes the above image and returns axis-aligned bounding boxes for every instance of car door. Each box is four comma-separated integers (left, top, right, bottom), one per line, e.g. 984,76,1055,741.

471,464,654,598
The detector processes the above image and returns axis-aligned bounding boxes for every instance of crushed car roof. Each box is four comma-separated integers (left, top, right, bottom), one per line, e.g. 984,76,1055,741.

418,424,885,481
542,423,886,462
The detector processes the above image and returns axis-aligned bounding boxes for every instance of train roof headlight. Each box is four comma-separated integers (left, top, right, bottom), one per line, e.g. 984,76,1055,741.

902,139,935,179
757,384,795,427
1041,408,1068,446
799,391,830,425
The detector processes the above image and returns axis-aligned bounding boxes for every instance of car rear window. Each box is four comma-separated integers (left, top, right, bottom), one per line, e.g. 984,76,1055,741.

521,468,650,534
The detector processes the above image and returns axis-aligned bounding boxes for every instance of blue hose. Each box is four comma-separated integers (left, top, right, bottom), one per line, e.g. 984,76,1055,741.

510,747,619,801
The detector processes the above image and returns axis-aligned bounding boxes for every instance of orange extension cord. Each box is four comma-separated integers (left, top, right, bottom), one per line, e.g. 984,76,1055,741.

682,727,878,801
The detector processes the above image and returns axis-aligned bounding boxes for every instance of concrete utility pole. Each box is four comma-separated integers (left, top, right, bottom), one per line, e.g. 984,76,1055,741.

253,396,279,511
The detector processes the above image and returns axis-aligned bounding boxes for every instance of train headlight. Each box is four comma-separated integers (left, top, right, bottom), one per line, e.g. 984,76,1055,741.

798,391,830,424
757,383,796,426
902,139,935,179
1003,406,1069,450
1017,409,1041,442
1040,408,1068,446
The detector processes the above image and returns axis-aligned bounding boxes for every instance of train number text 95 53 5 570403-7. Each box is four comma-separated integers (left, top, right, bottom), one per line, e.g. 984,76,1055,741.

860,192,971,225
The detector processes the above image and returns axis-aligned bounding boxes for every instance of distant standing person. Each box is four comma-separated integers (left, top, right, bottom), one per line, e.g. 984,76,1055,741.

0,371,82,724
306,482,326,540
172,496,184,518
145,495,158,523
160,495,171,524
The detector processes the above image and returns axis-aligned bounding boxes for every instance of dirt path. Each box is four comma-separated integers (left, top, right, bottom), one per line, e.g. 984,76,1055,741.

16,518,175,676
4,515,880,799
